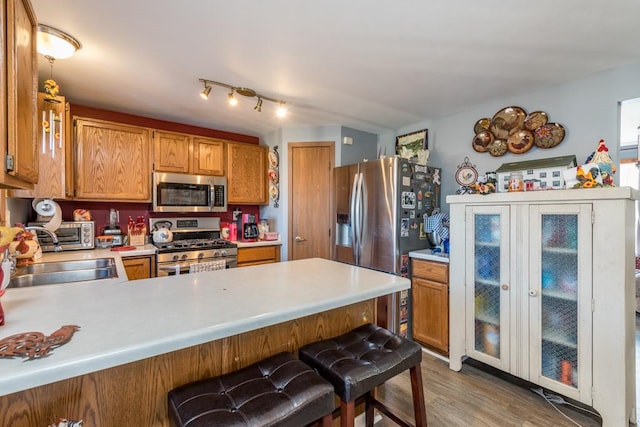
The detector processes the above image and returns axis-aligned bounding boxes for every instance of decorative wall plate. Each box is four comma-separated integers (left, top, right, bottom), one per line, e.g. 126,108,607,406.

490,106,526,139
472,130,493,152
524,111,548,131
488,139,508,157
534,123,565,148
473,118,491,134
507,129,534,154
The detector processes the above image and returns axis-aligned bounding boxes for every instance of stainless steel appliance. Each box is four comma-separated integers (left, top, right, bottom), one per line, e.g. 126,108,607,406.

153,172,227,213
103,208,123,246
150,217,237,277
27,221,95,252
333,156,441,337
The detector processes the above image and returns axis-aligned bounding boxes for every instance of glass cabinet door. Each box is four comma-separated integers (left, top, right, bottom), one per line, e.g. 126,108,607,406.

465,205,510,371
529,204,592,400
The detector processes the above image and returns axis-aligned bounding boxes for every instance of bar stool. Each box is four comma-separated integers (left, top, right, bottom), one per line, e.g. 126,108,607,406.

299,323,427,427
168,351,334,427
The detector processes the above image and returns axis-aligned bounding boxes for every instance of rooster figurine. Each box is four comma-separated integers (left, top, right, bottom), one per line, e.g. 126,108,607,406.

0,325,80,360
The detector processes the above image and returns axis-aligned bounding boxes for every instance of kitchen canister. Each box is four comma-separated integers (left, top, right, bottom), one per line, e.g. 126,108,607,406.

508,172,524,192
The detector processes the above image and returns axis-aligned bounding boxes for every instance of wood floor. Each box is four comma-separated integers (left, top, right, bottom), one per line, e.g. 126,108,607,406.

369,316,640,426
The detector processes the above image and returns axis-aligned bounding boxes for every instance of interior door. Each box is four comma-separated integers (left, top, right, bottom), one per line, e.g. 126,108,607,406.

288,142,334,260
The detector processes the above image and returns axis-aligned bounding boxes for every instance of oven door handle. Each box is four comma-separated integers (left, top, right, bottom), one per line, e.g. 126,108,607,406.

158,263,189,274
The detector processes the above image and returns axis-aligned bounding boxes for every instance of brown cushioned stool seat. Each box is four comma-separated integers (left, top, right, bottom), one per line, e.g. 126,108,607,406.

299,323,427,427
168,351,334,427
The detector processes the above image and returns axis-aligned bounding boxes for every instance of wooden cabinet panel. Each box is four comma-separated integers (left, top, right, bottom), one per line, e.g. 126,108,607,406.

237,245,281,267
412,277,448,351
192,137,224,176
123,255,156,281
412,260,448,283
411,258,449,355
10,93,71,199
227,142,268,204
74,117,151,201
153,130,191,174
1,0,38,189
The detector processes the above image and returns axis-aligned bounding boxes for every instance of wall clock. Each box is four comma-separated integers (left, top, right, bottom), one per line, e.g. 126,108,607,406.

455,157,478,194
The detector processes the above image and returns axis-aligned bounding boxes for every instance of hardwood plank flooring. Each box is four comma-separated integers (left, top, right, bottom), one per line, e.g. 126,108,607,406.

369,315,640,426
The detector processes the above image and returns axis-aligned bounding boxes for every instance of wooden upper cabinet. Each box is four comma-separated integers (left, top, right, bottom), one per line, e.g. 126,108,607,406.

153,130,191,174
10,93,71,199
192,137,224,176
74,117,151,201
1,0,38,188
226,142,268,205
153,132,225,176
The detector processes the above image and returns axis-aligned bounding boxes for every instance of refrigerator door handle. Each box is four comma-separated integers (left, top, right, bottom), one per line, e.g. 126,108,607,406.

350,172,359,263
354,172,364,264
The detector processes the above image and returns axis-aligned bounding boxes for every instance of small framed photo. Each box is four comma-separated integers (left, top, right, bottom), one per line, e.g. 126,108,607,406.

396,129,428,160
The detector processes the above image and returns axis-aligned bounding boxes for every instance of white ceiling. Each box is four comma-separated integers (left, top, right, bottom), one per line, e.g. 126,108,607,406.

30,0,640,139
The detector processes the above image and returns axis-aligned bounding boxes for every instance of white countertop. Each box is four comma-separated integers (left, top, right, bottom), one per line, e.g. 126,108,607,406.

233,238,282,247
0,257,408,396
408,249,450,263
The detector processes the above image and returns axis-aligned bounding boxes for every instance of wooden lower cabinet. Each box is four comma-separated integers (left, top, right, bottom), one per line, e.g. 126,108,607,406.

122,255,156,280
411,258,449,355
237,245,281,267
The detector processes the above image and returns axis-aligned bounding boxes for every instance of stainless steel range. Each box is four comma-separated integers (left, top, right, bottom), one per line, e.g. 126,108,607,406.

150,217,237,277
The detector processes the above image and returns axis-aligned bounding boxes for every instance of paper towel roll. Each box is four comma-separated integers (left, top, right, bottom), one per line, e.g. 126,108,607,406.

32,198,62,232
43,203,62,232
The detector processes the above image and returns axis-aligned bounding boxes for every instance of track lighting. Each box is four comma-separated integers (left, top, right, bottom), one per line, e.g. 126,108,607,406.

198,78,287,117
200,84,211,99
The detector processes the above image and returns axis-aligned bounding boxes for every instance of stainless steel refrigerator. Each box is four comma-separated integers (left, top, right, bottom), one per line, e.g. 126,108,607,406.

333,156,441,337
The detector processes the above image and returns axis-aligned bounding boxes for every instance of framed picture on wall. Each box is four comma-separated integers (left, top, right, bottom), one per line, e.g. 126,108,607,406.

396,129,428,163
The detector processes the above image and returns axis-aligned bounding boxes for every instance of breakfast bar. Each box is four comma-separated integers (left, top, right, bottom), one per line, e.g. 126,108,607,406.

0,257,408,426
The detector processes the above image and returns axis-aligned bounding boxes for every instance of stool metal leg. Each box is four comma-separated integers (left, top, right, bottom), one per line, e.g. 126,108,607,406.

410,364,428,427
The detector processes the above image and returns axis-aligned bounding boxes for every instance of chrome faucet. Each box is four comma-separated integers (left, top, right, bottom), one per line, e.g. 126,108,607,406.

24,226,62,252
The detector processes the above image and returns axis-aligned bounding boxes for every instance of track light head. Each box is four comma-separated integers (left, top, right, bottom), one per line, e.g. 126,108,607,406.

228,91,238,106
200,84,211,99
254,98,263,112
276,103,287,118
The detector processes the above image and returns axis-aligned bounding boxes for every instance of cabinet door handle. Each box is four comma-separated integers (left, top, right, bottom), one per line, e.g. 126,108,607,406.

295,236,306,243
501,284,509,291
528,289,538,297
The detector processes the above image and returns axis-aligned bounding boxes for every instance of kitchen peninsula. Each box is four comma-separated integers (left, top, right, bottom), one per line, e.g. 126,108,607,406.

0,257,407,426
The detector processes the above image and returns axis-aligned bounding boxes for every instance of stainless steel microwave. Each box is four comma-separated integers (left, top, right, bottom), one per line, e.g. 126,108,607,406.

27,221,95,252
152,172,227,213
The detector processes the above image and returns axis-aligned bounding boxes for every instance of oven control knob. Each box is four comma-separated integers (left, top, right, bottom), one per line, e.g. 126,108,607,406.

213,250,221,257
172,254,179,261
181,254,188,260
220,250,227,257
197,253,204,260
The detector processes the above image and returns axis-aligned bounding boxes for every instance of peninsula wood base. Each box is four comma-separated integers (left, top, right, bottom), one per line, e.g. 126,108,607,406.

0,300,373,426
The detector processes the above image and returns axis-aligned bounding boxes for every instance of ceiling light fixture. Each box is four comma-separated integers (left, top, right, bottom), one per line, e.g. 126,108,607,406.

200,83,211,99
198,78,287,117
37,24,81,60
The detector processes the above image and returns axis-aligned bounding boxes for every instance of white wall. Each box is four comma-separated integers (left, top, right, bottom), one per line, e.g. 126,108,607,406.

407,61,640,203
264,60,640,258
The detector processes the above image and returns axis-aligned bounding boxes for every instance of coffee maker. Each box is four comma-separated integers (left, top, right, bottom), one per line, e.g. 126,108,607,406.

103,208,123,246
240,213,259,242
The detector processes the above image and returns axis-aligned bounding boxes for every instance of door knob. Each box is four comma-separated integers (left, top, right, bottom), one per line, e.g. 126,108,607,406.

295,236,306,242
528,289,538,297
501,284,509,291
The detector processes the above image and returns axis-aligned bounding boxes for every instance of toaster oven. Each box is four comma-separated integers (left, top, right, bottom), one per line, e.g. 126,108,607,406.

27,221,95,252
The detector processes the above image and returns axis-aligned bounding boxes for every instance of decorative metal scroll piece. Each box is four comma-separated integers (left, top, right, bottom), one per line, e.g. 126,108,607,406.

0,325,80,360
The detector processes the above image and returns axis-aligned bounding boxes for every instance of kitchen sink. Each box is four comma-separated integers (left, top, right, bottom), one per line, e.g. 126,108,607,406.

8,258,118,288
15,258,116,275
